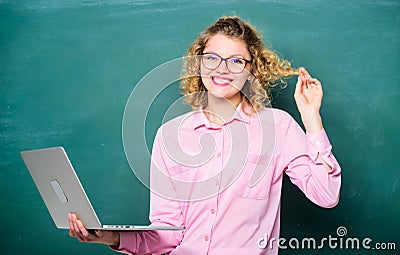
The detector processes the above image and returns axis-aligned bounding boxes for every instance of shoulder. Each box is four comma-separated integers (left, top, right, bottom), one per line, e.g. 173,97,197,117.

261,107,292,118
255,107,297,126
156,111,197,135
252,108,307,152
254,107,305,138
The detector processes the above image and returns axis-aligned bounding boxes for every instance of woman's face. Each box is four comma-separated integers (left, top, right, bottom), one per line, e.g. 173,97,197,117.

200,34,252,106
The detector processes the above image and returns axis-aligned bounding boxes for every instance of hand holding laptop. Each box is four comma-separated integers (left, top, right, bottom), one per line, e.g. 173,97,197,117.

21,147,184,232
68,213,120,246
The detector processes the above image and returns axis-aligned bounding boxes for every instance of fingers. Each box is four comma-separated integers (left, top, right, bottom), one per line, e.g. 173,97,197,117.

68,213,75,237
295,68,310,96
295,75,303,96
305,79,318,89
298,67,309,79
69,213,85,241
68,213,97,242
299,68,310,85
68,213,118,245
294,68,323,107
76,216,90,237
95,229,104,237
297,68,322,89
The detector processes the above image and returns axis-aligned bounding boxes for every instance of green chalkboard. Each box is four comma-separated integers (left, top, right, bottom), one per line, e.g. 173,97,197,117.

1,1,399,254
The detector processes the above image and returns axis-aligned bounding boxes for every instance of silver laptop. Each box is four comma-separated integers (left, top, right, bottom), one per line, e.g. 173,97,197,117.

21,146,184,231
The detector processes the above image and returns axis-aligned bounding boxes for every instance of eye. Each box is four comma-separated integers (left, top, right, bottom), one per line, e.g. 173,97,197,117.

204,54,219,61
229,57,245,64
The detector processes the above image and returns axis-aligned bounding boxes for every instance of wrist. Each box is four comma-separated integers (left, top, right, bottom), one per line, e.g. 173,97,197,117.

111,231,120,246
301,112,323,134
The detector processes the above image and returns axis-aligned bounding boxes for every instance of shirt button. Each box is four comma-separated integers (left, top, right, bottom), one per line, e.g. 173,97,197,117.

316,140,322,146
211,209,215,214
215,180,220,186
204,235,209,241
217,152,221,157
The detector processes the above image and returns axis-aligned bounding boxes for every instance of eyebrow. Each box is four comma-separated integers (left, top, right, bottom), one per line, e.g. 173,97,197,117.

203,51,248,59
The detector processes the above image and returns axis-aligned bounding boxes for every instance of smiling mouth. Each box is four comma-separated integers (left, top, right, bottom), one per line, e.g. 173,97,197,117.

211,76,233,87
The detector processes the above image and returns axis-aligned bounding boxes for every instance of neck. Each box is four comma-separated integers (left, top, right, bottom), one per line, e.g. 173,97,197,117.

204,94,242,126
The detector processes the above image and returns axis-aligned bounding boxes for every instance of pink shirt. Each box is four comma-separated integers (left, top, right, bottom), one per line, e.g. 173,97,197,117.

113,105,341,255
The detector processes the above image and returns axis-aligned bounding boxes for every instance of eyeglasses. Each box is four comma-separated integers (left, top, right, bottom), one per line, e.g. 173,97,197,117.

201,53,252,74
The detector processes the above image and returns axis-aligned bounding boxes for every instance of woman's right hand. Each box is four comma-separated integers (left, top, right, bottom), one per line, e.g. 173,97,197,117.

68,213,120,246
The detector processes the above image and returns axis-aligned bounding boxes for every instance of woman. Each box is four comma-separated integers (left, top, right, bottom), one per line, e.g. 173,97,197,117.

69,16,341,254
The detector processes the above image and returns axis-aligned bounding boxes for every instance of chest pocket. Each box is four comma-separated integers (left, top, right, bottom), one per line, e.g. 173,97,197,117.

234,153,275,200
168,164,222,201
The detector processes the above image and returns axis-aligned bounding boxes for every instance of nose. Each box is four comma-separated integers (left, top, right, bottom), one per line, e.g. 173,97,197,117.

216,59,229,74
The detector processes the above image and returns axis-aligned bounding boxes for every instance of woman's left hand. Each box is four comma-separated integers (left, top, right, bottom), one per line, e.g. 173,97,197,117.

68,213,120,246
294,68,324,133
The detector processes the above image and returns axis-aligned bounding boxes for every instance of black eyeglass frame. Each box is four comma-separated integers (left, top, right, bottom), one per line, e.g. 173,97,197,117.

201,52,252,74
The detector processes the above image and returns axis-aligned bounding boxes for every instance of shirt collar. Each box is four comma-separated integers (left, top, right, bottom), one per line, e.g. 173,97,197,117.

191,103,251,130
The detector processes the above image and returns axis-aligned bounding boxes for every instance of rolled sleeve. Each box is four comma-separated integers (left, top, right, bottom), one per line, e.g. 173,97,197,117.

306,129,340,174
110,231,138,255
280,112,342,208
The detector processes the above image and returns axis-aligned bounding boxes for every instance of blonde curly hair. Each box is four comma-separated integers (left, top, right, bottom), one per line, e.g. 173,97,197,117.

180,15,299,113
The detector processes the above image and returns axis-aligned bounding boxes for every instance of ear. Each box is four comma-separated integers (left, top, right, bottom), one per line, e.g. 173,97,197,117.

246,74,254,81
243,71,251,81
